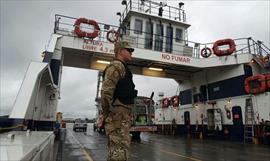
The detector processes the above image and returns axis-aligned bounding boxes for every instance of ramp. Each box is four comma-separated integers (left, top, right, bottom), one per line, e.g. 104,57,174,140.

9,62,57,121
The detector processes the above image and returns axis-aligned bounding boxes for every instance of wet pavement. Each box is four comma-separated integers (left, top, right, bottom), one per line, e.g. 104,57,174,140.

59,123,270,161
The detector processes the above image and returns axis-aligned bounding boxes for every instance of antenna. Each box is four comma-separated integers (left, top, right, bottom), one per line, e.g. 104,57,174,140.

179,2,184,9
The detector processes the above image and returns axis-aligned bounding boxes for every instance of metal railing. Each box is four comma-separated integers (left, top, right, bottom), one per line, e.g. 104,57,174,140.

119,0,186,25
54,14,269,59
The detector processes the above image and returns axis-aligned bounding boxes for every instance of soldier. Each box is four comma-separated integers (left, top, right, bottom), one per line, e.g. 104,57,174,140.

101,41,137,161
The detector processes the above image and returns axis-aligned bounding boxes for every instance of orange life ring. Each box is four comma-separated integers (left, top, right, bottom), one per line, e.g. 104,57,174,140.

212,39,236,56
106,30,119,43
171,95,179,107
265,73,270,89
244,74,266,94
74,18,100,38
162,98,170,108
201,47,212,58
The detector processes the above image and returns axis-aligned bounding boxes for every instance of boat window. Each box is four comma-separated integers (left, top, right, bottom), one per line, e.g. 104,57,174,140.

144,21,153,49
134,19,143,35
180,89,192,105
126,21,130,35
175,28,183,43
154,23,163,51
213,86,220,92
165,26,173,53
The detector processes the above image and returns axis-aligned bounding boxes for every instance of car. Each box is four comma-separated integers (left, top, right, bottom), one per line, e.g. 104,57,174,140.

73,119,87,132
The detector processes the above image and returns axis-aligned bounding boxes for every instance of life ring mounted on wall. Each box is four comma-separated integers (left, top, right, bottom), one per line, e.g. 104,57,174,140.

74,18,100,38
106,29,119,43
162,98,170,108
201,47,212,58
171,95,180,107
244,74,267,94
212,39,236,56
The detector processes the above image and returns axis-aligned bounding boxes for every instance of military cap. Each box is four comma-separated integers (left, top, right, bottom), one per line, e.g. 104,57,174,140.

114,41,134,53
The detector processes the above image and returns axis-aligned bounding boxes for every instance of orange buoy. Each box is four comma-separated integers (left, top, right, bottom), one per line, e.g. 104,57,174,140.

171,95,180,107
244,74,266,94
106,30,119,43
212,39,236,56
162,98,170,108
201,47,212,58
74,18,100,38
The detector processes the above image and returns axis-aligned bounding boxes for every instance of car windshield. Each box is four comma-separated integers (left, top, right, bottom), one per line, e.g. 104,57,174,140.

75,119,86,123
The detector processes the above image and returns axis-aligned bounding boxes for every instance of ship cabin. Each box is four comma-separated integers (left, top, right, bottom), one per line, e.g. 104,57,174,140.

117,0,192,57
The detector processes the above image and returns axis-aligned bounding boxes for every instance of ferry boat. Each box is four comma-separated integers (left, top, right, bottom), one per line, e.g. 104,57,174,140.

6,0,269,147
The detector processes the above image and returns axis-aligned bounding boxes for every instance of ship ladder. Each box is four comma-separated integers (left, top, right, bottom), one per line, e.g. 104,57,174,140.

244,98,255,143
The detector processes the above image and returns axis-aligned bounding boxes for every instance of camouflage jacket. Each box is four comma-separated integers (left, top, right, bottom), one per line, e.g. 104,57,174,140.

101,60,127,117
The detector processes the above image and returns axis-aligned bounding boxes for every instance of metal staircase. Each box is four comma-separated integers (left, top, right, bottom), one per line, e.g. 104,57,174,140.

244,97,255,143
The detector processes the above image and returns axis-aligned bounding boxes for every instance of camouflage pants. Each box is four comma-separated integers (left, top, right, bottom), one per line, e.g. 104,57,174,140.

105,106,131,161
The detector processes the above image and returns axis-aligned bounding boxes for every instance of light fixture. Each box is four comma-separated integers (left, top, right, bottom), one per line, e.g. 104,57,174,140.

149,67,163,71
97,60,110,64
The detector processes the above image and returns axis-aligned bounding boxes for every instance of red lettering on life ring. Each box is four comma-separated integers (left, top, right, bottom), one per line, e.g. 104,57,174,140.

74,18,100,39
212,39,236,56
201,47,212,58
244,74,266,94
106,30,119,43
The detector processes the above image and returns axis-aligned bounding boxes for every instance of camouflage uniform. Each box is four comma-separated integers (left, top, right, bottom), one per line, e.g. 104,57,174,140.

101,60,133,161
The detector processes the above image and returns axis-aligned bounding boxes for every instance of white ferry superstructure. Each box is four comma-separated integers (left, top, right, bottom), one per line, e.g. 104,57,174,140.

7,0,270,144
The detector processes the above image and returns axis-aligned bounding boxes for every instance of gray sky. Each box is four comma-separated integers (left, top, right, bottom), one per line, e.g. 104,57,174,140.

1,0,269,119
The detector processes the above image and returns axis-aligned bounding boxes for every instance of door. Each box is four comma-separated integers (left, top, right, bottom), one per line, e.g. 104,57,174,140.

232,106,243,125
231,106,243,141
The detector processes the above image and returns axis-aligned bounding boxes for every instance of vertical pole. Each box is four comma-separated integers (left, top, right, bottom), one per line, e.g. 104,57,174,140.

149,1,151,14
247,37,251,54
169,6,171,19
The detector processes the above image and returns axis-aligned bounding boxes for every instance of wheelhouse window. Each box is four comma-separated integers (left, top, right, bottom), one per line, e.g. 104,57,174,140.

134,19,143,35
144,21,153,49
175,28,183,43
154,23,163,51
126,21,130,35
165,26,173,53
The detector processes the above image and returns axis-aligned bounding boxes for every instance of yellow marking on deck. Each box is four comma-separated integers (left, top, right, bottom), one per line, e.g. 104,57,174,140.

159,148,202,161
81,148,94,161
68,129,94,161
